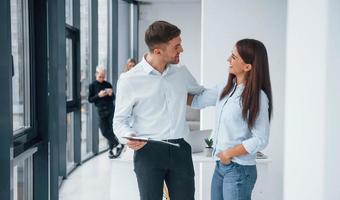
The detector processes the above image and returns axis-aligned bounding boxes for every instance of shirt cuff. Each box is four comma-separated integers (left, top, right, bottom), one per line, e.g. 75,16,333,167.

114,125,136,140
191,95,200,108
242,138,258,155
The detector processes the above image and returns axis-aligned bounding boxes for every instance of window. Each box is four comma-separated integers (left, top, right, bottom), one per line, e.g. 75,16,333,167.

66,38,74,101
10,0,31,133
98,0,109,80
65,2,80,174
98,0,109,150
80,0,93,158
13,159,33,200
12,148,36,200
65,27,79,106
118,0,131,74
65,0,73,25
66,112,75,172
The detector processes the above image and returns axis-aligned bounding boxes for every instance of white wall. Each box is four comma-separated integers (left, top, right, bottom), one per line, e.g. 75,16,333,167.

138,1,201,81
325,0,340,198
201,1,287,200
284,0,340,199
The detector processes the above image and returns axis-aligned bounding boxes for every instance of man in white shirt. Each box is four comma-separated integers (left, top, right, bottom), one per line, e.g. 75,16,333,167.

113,21,203,200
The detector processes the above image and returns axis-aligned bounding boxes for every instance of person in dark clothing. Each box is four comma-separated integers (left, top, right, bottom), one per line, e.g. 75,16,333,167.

88,65,124,159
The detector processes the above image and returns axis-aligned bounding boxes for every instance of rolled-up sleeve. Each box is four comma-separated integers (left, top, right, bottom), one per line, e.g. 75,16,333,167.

191,86,219,109
242,91,270,154
182,66,204,95
113,76,136,139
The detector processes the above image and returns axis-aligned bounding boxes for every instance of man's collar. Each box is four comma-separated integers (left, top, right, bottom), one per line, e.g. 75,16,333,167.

141,55,155,74
141,54,172,76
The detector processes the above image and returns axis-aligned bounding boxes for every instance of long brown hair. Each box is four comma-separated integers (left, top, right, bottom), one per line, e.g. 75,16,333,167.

220,39,273,129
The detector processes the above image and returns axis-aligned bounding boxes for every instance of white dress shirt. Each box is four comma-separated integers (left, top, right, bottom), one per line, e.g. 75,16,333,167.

192,83,270,165
113,56,204,140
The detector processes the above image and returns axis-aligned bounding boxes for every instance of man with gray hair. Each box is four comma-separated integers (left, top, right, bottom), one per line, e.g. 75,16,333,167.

88,65,124,158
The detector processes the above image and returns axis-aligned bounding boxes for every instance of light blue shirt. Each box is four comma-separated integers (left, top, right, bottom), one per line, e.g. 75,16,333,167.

113,55,204,140
192,83,270,165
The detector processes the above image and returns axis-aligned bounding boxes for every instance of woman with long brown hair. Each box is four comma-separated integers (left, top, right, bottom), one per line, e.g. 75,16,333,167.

188,39,272,200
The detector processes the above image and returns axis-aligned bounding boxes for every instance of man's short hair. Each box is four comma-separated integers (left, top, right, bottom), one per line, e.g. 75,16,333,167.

96,65,106,73
145,21,181,52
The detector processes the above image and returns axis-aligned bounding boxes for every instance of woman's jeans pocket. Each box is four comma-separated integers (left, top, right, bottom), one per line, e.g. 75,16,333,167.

211,161,257,200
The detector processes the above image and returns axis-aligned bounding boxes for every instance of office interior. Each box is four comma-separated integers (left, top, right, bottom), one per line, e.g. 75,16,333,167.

1,0,339,200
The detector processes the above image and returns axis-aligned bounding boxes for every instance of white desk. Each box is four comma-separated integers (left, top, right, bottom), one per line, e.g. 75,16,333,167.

110,149,271,200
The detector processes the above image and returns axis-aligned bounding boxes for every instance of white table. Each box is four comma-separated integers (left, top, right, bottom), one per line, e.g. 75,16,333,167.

110,149,271,200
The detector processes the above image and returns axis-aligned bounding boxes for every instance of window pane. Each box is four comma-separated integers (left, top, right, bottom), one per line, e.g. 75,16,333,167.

81,103,92,157
13,164,24,200
118,0,131,74
80,0,93,158
66,38,73,101
13,157,33,200
65,0,73,25
66,112,75,172
98,0,108,79
98,0,109,151
11,0,31,133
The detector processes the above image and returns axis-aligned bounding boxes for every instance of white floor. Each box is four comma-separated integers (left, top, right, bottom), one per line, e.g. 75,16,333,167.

59,148,271,200
59,151,122,200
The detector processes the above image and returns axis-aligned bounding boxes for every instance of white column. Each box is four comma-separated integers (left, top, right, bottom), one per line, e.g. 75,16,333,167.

284,0,340,199
324,0,340,199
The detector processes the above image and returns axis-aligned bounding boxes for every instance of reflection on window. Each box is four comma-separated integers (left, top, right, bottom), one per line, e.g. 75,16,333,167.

11,0,31,133
66,113,75,172
98,0,109,80
65,0,73,25
66,38,73,101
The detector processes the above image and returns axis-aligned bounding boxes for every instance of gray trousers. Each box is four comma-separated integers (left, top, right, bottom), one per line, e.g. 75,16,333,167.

133,138,195,200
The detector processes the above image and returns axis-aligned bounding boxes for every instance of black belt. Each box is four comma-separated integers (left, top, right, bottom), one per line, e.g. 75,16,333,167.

162,138,184,143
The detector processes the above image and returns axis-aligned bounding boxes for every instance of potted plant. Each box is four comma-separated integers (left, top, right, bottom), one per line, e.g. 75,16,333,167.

204,138,213,157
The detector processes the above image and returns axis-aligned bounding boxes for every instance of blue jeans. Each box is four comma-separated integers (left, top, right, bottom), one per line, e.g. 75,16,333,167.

211,161,257,200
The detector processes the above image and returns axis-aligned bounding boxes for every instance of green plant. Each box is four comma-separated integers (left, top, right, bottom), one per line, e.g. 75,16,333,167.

204,138,213,148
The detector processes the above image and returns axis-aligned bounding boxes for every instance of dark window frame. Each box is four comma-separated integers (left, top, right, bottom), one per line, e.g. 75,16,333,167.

66,25,81,112
12,0,40,158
